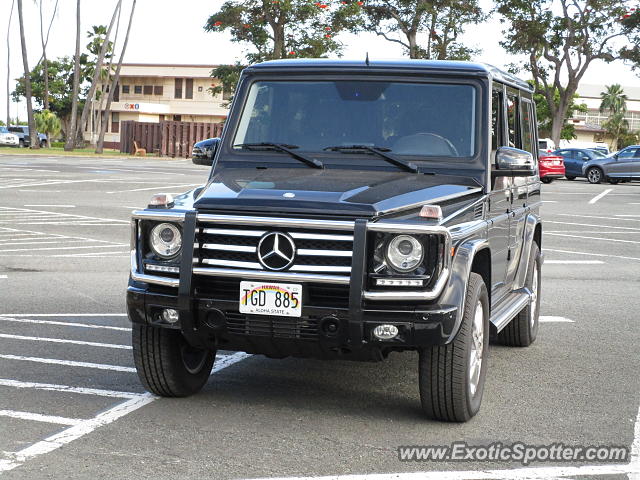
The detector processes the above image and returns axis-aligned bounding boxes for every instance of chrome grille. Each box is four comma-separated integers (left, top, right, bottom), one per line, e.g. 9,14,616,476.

194,224,353,275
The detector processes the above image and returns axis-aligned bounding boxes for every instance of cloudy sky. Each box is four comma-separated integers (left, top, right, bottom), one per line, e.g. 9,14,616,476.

2,0,639,121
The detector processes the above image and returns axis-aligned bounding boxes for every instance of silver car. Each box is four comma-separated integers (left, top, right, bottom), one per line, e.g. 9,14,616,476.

0,126,19,146
582,145,640,184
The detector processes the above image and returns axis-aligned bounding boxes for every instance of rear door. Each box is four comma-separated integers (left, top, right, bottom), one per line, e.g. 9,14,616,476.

630,150,640,177
608,147,640,177
556,150,577,175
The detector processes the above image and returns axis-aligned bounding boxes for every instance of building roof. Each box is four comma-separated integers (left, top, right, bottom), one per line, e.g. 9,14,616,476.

116,63,220,79
577,83,640,101
246,59,533,92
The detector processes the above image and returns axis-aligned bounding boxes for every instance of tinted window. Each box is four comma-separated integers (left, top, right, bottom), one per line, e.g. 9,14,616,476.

506,93,520,148
0,126,8,133
618,148,639,158
234,80,477,158
134,85,142,94
491,89,503,152
521,100,533,154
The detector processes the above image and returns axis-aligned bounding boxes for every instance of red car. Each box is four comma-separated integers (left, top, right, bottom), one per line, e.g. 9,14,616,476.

538,154,565,184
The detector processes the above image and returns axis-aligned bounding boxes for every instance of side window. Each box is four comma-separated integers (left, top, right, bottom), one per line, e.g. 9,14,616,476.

491,89,503,152
520,99,533,154
506,93,521,149
618,148,637,159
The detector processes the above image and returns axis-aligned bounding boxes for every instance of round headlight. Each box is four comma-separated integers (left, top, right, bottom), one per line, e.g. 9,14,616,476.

149,223,182,258
385,235,424,273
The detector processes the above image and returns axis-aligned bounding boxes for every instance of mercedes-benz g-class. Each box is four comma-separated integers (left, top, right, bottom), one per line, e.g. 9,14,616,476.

128,59,542,422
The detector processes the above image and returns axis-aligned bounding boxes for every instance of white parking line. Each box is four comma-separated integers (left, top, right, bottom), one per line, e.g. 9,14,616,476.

106,183,199,194
0,354,136,372
0,351,251,473
0,333,132,350
545,233,640,244
544,220,640,231
556,213,640,222
23,205,75,208
544,260,604,264
0,317,130,331
544,248,640,262
539,316,575,323
588,188,613,204
0,410,83,426
3,244,128,253
0,379,139,398
0,313,127,317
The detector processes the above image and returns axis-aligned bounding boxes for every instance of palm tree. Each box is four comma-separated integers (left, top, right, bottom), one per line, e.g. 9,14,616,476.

16,0,39,149
96,0,137,154
600,85,629,150
599,84,628,116
64,0,81,151
35,109,61,144
37,0,60,111
6,0,15,127
76,0,122,146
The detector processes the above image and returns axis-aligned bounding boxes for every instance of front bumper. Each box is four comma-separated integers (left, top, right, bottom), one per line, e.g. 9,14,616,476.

127,283,458,360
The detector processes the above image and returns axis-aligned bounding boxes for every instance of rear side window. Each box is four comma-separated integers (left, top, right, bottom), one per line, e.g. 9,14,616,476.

491,89,503,152
520,100,534,155
506,93,520,149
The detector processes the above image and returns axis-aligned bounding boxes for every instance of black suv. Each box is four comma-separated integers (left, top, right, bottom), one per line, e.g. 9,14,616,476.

128,60,542,422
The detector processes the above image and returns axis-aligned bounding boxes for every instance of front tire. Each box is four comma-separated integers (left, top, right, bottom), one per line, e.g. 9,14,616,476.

587,167,603,184
541,177,553,184
418,273,489,422
607,178,619,185
498,243,541,347
565,175,576,180
132,324,215,397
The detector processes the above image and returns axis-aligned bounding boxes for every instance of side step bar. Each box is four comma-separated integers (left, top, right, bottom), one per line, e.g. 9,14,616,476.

490,289,531,333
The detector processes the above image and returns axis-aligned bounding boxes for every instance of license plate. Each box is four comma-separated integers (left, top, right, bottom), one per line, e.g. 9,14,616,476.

239,281,302,317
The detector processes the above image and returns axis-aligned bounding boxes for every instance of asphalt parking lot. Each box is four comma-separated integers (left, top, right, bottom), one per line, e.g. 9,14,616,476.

0,154,638,479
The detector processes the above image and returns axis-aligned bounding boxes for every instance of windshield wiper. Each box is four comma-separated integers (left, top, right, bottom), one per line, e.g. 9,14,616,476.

234,142,323,169
323,145,419,173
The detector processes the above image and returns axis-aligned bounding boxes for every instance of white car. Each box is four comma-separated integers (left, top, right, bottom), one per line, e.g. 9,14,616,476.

0,126,19,146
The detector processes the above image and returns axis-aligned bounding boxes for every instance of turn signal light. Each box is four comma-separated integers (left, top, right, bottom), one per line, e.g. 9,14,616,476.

419,204,442,221
148,193,174,209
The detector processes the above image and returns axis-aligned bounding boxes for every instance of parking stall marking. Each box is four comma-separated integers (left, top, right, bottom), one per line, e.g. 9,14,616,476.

0,379,139,399
544,248,640,262
588,188,613,204
0,316,131,331
0,410,83,426
0,354,137,372
544,260,604,264
0,207,128,226
0,333,132,350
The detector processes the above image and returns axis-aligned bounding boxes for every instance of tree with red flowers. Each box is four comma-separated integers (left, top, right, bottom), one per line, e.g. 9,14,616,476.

204,0,347,63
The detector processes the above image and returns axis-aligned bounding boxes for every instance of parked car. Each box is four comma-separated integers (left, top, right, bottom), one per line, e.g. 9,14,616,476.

0,126,19,147
191,137,220,165
582,145,640,184
128,59,543,422
538,138,555,154
538,153,565,183
8,125,48,148
552,147,607,180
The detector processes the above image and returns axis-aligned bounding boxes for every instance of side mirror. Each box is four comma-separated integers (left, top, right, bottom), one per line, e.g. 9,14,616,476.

192,138,220,166
582,156,590,161
493,147,536,177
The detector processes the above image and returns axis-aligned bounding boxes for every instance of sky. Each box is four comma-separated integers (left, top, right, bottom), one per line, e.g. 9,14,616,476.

2,0,639,122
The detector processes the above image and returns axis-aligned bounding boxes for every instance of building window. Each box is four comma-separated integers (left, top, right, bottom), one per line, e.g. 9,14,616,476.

175,78,183,99
134,85,142,94
198,86,203,92
154,85,163,96
122,85,130,94
143,85,153,95
185,78,193,99
111,112,120,133
173,115,182,122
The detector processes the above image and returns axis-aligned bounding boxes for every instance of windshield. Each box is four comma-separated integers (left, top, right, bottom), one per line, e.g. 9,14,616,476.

233,80,477,158
590,149,606,158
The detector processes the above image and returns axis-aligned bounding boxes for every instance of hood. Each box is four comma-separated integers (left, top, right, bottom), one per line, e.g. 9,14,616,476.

195,138,218,148
194,167,482,217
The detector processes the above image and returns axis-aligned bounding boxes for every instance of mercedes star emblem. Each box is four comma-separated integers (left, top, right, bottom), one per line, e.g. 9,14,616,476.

257,232,296,271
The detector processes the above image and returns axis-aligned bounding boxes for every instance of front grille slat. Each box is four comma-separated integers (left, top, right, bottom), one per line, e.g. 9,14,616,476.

194,221,354,277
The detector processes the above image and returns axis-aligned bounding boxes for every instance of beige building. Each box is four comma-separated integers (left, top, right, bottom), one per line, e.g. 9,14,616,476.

85,64,230,148
569,83,640,145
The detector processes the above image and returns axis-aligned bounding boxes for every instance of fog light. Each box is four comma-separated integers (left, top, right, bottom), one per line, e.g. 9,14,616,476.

376,278,424,287
373,324,399,340
146,264,180,274
161,308,179,324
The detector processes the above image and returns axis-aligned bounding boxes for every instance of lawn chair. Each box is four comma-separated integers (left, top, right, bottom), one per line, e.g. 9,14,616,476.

132,141,147,156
